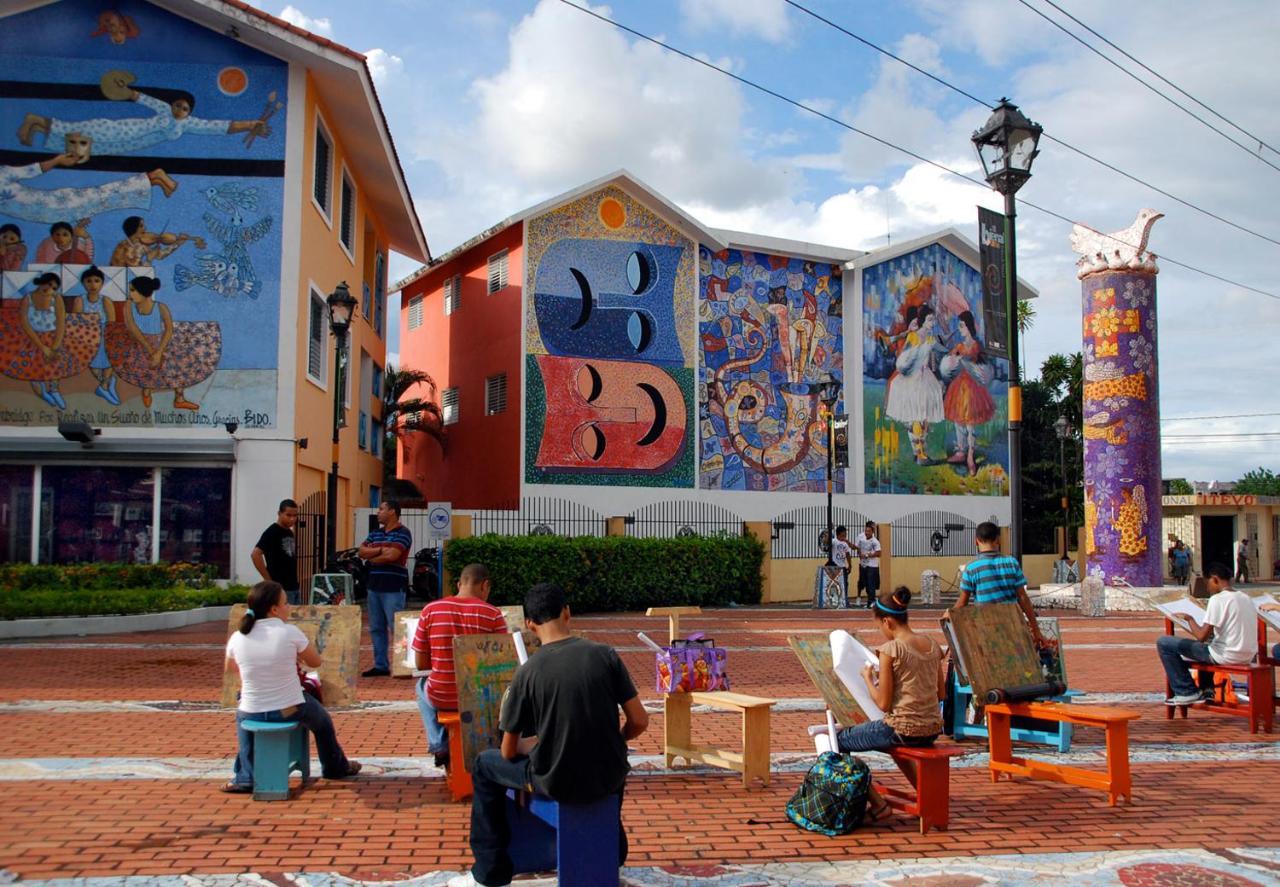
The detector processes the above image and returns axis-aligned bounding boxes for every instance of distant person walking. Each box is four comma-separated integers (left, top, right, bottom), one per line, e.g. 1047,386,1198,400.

1235,538,1250,585
359,500,412,677
251,499,300,604
1170,540,1191,586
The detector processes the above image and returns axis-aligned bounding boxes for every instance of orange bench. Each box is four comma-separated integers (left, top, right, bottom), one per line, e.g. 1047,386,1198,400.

437,710,472,801
1164,618,1275,734
986,700,1139,807
878,744,967,834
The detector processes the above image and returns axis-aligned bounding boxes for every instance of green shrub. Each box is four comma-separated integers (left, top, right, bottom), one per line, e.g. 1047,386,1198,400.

0,585,248,620
0,562,217,591
443,534,764,613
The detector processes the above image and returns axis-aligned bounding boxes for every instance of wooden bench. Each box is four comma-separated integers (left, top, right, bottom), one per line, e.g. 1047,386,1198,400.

665,690,775,788
1164,618,1275,734
240,719,309,801
879,744,967,834
437,710,472,801
986,701,1139,807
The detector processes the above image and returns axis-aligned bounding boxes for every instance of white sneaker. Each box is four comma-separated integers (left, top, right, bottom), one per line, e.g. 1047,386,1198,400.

446,873,509,887
1166,691,1207,706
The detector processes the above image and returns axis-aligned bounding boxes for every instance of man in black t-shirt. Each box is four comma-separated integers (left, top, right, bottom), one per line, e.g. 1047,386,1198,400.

252,499,300,603
449,583,648,887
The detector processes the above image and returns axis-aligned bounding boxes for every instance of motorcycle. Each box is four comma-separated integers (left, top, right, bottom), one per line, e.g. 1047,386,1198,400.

410,547,440,603
318,547,368,605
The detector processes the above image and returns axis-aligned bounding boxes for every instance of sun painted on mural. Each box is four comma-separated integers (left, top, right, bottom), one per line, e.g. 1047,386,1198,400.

524,186,695,487
862,243,1009,496
698,247,843,492
0,0,286,429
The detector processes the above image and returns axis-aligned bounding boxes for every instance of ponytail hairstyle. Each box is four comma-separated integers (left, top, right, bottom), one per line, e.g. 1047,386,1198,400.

873,585,913,622
239,581,284,634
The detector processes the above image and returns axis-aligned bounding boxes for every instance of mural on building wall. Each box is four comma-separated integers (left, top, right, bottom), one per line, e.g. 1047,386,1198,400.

698,248,843,492
0,0,285,429
524,186,695,487
862,243,1009,495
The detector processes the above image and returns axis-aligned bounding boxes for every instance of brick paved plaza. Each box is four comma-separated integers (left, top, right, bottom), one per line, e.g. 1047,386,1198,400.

1,605,1278,885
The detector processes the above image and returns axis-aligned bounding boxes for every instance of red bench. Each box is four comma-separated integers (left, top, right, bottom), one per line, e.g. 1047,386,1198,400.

877,744,968,834
1164,618,1275,734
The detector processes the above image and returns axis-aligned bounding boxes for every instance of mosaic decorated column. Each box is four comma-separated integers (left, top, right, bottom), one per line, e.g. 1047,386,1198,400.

1072,209,1164,587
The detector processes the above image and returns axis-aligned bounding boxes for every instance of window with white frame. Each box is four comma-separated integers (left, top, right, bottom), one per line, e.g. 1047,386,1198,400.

485,373,507,416
307,289,327,382
313,119,333,219
442,387,459,425
407,294,424,329
339,169,355,254
487,250,508,294
444,274,461,315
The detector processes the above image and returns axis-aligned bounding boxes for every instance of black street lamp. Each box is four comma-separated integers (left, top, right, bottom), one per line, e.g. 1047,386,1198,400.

818,374,841,568
325,281,358,564
1054,415,1072,558
972,98,1042,562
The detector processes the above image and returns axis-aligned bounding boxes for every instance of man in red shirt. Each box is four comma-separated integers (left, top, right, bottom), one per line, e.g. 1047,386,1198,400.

412,563,508,768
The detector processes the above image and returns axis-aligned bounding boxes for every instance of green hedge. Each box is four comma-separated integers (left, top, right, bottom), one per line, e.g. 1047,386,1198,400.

0,585,248,620
0,562,217,591
443,534,764,613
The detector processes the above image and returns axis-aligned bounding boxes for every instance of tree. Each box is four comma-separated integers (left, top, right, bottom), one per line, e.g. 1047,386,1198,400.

1234,467,1280,497
1166,478,1195,495
381,365,445,488
1016,299,1035,376
1020,352,1084,555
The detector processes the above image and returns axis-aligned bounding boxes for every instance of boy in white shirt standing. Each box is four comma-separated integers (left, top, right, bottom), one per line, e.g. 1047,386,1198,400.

1157,562,1258,706
854,521,882,609
831,525,853,609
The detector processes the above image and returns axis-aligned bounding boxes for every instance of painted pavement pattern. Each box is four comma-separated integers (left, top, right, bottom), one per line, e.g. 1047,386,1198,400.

1,608,1278,885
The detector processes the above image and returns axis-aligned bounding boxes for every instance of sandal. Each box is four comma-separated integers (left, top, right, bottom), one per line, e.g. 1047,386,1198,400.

219,782,252,794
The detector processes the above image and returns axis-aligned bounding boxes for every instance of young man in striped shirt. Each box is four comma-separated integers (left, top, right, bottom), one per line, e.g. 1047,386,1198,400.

358,499,413,677
956,521,1046,648
411,563,507,767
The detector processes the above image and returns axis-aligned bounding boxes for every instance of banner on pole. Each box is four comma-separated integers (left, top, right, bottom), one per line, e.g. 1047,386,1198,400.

978,206,1009,358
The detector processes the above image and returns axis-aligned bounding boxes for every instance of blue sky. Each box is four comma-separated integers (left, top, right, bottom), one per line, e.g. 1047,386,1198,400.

276,0,1280,483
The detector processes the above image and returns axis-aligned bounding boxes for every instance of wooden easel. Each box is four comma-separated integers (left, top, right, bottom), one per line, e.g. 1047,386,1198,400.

646,605,701,643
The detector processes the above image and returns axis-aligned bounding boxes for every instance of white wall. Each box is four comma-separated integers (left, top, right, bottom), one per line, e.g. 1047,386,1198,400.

230,438,299,584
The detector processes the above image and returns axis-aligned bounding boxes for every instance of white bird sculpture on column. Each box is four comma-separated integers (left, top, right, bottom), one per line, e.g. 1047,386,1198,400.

1069,208,1163,278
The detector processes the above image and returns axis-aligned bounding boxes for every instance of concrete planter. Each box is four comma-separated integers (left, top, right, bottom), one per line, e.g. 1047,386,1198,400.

0,605,233,639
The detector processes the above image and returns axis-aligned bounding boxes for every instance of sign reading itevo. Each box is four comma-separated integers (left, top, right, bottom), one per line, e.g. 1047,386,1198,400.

426,502,452,542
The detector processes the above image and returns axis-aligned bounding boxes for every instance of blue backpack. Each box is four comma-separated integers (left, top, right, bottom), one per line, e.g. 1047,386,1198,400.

785,751,871,835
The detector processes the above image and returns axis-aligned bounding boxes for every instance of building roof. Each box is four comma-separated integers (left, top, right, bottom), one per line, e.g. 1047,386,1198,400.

161,0,429,262
709,228,866,265
846,227,1039,301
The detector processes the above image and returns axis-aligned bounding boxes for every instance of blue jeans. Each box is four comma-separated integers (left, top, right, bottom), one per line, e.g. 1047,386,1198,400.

837,718,938,753
415,676,449,755
1157,634,1214,697
231,694,351,786
285,588,302,605
367,589,405,670
467,749,627,887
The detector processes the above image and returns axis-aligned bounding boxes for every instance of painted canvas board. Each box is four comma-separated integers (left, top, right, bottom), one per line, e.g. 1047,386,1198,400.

392,610,420,678
830,630,885,720
452,631,541,773
1252,593,1280,633
221,604,360,709
942,603,1041,701
788,634,870,727
1036,617,1068,687
499,605,525,633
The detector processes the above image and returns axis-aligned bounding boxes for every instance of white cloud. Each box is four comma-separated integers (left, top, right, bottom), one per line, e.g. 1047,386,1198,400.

364,48,404,86
278,4,332,37
679,0,791,43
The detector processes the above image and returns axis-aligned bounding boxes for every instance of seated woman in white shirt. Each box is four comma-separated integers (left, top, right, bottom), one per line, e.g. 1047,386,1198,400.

222,581,361,792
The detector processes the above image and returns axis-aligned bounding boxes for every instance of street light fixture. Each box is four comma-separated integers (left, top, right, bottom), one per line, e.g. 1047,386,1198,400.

818,374,841,568
1054,415,1072,558
972,98,1042,563
325,281,358,564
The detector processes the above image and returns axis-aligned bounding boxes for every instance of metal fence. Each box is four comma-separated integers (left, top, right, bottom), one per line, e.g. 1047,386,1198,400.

771,505,871,559
469,497,606,538
891,510,978,557
625,500,744,539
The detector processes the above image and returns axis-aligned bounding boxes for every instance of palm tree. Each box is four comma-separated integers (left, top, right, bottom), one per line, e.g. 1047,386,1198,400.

381,365,445,485
1016,299,1036,377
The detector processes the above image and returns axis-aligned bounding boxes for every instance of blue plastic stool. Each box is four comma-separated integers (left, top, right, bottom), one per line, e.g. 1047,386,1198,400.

949,673,1081,752
505,790,621,886
241,719,310,801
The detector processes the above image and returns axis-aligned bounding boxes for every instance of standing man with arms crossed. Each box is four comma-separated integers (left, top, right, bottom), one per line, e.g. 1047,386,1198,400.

411,563,508,768
854,521,882,609
449,583,648,887
251,499,301,605
359,500,412,678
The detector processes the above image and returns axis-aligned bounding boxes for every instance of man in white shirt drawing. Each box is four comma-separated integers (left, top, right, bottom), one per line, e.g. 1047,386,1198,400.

1156,562,1257,706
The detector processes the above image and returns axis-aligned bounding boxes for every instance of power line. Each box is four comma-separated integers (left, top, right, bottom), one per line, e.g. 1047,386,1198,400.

781,0,1280,249
1030,0,1280,162
553,0,1279,300
1163,411,1280,422
1163,433,1280,440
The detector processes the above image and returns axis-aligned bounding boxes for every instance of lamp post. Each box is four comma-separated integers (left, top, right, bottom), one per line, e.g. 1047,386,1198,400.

972,98,1042,562
818,374,841,567
325,281,358,565
1054,415,1072,558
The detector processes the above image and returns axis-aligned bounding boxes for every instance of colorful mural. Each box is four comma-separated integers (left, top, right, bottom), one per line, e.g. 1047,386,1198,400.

698,248,843,492
524,187,695,487
862,243,1009,496
0,0,285,429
